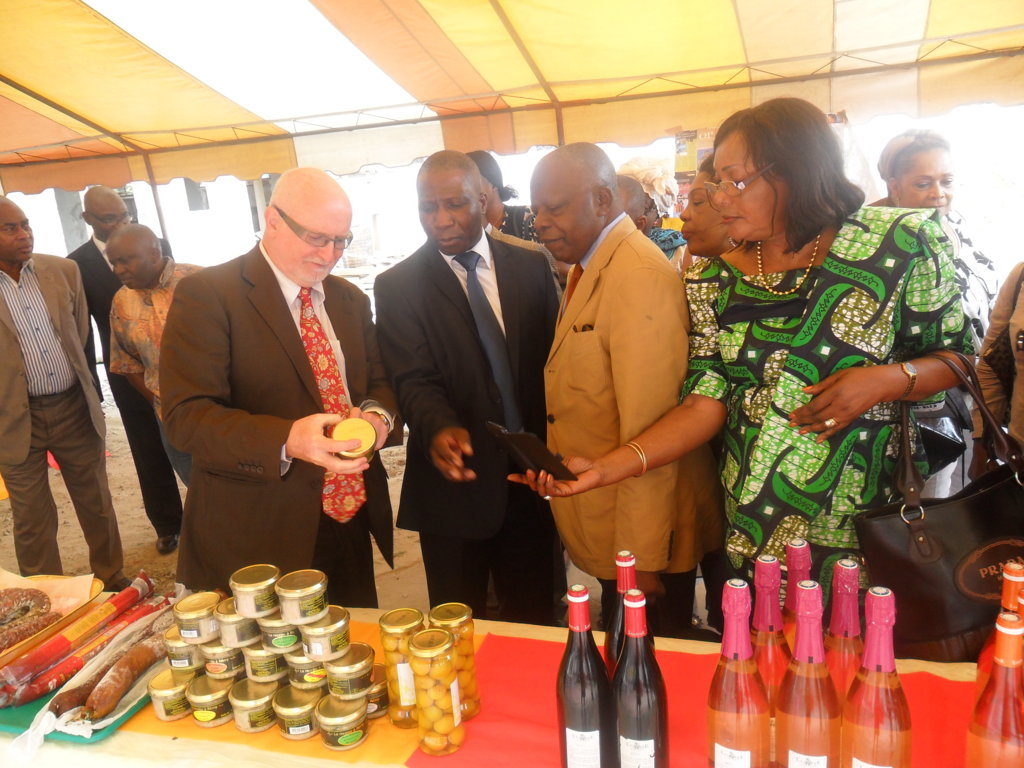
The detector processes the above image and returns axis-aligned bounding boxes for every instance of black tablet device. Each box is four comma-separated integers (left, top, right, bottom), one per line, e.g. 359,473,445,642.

486,421,578,482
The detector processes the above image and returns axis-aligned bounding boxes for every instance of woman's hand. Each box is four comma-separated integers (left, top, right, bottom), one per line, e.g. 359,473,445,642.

508,456,603,498
790,365,905,442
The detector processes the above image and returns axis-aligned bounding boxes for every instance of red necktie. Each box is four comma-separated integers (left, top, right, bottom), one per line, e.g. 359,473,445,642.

560,264,584,319
298,287,366,523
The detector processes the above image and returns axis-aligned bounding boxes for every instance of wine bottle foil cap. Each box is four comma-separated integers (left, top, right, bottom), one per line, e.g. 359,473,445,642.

722,579,751,616
1003,561,1024,581
566,585,589,602
786,538,811,569
996,612,1024,634
866,586,896,626
755,555,781,587
832,559,860,593
615,551,636,566
623,588,646,607
796,580,823,618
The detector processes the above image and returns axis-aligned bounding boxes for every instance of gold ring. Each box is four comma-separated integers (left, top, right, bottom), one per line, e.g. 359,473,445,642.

824,417,838,430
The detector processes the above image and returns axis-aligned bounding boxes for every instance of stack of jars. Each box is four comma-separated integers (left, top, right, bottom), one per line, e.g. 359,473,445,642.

149,563,387,753
379,602,481,756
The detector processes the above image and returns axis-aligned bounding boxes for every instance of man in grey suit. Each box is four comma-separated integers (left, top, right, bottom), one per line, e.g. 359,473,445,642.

0,197,127,590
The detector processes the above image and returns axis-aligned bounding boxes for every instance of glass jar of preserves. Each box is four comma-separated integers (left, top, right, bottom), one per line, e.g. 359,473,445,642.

284,649,329,691
242,644,288,683
409,628,465,756
186,675,234,728
316,695,369,751
229,563,280,618
379,608,425,728
173,592,221,644
300,604,350,661
228,678,280,733
147,669,191,722
275,569,328,625
215,597,260,648
164,625,203,674
257,611,302,654
366,663,388,719
272,684,323,740
325,642,374,700
199,640,245,680
429,602,480,719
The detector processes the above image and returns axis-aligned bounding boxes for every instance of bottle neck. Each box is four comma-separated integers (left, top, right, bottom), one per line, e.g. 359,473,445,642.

617,563,637,595
1001,570,1024,612
753,584,783,632
793,612,826,664
993,626,1024,669
568,597,591,633
624,600,648,638
722,609,754,661
861,617,896,673
828,588,860,638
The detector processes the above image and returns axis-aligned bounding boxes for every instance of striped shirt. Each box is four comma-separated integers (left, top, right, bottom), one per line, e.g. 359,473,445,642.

0,259,78,396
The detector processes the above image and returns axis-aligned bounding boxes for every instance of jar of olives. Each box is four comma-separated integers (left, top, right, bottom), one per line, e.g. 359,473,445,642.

379,608,425,729
409,628,465,756
428,602,480,720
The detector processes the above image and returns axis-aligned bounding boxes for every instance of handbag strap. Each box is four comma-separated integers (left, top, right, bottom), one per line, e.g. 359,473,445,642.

894,351,1024,510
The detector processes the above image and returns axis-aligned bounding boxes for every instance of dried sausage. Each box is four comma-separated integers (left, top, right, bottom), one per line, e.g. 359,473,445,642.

0,611,60,652
0,588,50,626
81,633,166,721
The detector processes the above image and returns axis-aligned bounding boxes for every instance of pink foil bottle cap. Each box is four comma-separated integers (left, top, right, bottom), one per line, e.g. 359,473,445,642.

796,580,823,619
832,559,859,594
786,539,811,570
755,555,782,589
865,586,896,627
722,578,752,616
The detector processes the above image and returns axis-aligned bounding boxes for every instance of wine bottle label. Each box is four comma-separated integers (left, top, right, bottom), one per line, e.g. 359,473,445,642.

565,728,601,767
788,750,828,767
714,743,752,767
396,662,416,706
619,735,656,768
852,759,891,768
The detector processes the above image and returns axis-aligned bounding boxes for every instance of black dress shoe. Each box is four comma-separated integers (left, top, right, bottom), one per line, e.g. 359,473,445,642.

156,534,180,555
105,575,132,592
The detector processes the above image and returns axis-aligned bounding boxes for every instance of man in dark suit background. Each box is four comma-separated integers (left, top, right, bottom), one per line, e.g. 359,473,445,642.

159,168,396,606
67,185,182,555
374,150,560,625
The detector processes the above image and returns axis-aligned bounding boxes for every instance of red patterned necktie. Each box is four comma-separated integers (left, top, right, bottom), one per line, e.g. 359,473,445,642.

298,287,366,523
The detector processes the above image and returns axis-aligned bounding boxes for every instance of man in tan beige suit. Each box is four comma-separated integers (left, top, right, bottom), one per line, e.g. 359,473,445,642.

528,143,721,637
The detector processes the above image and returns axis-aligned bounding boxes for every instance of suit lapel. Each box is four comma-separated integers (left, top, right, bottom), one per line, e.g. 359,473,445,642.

490,236,521,383
242,247,322,407
421,245,475,329
33,258,69,343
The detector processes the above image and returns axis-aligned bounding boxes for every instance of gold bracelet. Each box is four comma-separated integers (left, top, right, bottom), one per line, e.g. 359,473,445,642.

624,441,648,476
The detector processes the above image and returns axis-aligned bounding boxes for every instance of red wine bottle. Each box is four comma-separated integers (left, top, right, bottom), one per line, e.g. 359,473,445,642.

825,558,863,703
752,553,791,716
557,584,616,768
613,589,667,768
965,612,1024,767
708,578,771,767
974,561,1024,701
782,539,811,651
604,550,637,676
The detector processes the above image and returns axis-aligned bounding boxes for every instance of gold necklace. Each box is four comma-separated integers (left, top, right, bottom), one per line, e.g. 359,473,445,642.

754,233,821,296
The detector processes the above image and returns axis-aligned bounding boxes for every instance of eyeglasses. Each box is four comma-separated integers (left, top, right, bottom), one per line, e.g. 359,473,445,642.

704,163,775,208
86,211,130,226
273,205,353,251
643,199,660,217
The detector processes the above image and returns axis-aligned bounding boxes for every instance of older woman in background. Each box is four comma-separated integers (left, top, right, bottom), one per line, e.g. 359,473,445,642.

676,153,732,272
520,98,972,583
874,130,999,495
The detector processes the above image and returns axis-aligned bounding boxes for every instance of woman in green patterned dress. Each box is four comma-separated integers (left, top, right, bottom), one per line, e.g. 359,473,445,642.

522,98,973,584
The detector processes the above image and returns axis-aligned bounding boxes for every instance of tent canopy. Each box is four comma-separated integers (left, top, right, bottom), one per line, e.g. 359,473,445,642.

2,0,1022,194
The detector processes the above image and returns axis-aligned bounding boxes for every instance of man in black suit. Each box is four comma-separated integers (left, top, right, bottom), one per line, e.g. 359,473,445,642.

374,150,560,625
67,186,182,555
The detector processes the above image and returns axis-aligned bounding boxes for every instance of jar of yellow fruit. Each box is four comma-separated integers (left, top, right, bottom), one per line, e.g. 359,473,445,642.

409,628,465,756
428,602,480,720
379,608,425,728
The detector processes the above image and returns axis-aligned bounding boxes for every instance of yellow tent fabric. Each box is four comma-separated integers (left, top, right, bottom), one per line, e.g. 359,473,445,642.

1,0,1021,193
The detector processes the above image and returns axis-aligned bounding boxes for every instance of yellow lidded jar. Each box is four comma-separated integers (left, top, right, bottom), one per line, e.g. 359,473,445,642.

215,597,261,648
325,642,374,700
409,628,465,756
241,644,288,682
228,563,280,618
300,604,351,661
147,668,191,722
379,607,425,728
185,675,234,728
228,678,280,733
316,695,369,751
164,625,203,672
256,610,302,654
429,602,480,720
272,684,323,740
173,592,221,644
284,649,329,690
331,416,376,460
275,569,328,625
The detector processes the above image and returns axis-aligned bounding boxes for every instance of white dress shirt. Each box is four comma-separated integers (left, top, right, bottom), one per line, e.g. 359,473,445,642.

92,234,112,270
440,231,506,334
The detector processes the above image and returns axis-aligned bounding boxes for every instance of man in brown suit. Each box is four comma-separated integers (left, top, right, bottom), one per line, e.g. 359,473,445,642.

160,168,397,606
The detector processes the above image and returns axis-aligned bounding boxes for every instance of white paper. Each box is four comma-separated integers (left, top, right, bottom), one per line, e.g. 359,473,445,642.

0,568,95,617
450,679,462,727
788,750,829,768
565,728,601,768
852,759,891,768
714,743,752,767
618,735,656,768
396,662,416,706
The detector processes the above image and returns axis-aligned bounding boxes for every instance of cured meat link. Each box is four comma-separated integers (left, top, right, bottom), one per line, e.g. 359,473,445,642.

81,633,167,721
0,588,51,626
0,611,61,652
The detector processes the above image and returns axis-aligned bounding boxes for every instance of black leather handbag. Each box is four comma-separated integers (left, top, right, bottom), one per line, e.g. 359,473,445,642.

854,352,1024,662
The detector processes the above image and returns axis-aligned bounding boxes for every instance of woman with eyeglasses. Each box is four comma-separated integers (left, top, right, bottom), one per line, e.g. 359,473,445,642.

676,153,732,272
517,97,973,582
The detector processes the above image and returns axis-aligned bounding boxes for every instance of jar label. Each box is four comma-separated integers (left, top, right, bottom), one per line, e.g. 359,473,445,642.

161,694,191,718
322,723,365,748
253,589,277,613
169,656,192,668
396,662,416,706
565,728,601,768
329,628,350,652
328,668,372,696
282,717,312,735
205,661,228,675
271,632,299,648
233,622,260,643
249,656,283,677
302,668,327,684
298,592,326,618
179,624,199,638
788,752,828,768
247,705,275,729
450,680,462,727
714,743,751,768
618,736,655,768
193,701,231,722
338,728,364,746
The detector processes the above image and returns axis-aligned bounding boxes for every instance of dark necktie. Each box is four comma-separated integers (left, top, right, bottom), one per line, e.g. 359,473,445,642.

452,251,523,432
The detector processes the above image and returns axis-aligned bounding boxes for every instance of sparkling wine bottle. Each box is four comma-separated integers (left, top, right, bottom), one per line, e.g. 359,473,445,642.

605,550,637,676
965,612,1024,767
840,586,911,768
708,578,771,768
825,559,863,703
776,580,841,767
974,561,1024,701
752,554,791,716
782,539,811,651
557,584,616,768
612,589,667,768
